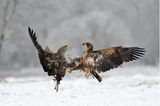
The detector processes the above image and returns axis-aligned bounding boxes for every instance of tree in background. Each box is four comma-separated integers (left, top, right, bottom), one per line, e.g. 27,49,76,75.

0,0,18,54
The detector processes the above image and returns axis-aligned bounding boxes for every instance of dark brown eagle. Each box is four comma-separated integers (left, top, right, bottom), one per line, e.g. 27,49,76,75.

71,42,145,82
28,27,75,92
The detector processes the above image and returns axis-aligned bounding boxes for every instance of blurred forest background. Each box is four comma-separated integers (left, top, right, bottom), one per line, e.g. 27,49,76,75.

0,0,159,72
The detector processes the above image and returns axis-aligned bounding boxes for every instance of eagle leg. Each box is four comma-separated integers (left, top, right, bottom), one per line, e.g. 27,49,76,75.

54,80,60,92
71,63,83,71
65,61,76,73
91,71,102,82
54,74,62,92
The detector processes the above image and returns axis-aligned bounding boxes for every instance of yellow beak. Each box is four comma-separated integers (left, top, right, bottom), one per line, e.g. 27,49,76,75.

65,45,72,49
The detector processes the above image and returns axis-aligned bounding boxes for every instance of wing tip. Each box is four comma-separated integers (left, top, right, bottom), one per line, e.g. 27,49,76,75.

28,27,36,38
132,47,146,52
28,26,32,34
131,47,145,60
28,26,31,30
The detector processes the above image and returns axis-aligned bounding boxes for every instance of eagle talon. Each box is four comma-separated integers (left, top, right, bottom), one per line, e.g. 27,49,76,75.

67,69,72,73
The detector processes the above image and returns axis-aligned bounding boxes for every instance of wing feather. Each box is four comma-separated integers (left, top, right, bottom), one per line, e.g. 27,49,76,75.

91,47,145,72
94,46,121,55
28,27,43,51
94,47,145,62
121,47,145,62
28,27,57,76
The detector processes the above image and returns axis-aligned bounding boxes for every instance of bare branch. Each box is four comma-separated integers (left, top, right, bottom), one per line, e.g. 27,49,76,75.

0,0,18,54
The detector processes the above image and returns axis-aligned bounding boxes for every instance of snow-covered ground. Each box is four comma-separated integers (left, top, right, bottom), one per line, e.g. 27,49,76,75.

0,66,159,106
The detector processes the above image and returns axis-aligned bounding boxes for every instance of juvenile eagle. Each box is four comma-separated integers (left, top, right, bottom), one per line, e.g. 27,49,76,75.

28,27,75,92
72,42,145,82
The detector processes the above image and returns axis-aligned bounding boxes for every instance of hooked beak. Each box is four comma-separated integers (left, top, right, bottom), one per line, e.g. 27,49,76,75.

82,43,85,45
65,45,72,49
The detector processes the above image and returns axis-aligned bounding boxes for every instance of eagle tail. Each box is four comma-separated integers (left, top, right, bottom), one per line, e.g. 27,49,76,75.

28,27,43,51
92,71,102,82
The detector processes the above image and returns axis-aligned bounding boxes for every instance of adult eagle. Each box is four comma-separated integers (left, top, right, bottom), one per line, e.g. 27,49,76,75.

28,27,75,92
71,42,145,82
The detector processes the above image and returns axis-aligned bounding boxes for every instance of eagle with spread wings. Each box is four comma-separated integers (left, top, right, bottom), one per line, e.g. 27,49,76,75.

71,42,145,82
28,27,75,92
28,27,145,90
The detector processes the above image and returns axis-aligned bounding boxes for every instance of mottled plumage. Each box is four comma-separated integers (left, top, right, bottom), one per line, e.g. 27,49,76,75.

72,42,145,82
28,27,75,92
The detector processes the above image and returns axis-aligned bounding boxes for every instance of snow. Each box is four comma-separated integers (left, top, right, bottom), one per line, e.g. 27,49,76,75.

0,66,159,106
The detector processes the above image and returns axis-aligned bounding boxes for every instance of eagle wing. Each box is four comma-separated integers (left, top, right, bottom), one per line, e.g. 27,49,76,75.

28,27,43,51
92,47,145,72
28,27,58,76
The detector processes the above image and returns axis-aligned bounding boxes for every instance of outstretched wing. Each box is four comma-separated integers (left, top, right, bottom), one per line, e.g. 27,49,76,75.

94,46,145,63
28,27,43,52
92,47,145,72
28,27,57,76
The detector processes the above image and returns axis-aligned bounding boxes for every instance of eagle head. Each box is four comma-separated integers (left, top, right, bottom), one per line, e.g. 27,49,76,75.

82,42,93,52
57,45,71,54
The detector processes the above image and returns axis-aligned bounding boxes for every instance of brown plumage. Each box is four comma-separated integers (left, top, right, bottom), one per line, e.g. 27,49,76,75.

72,42,145,82
28,27,75,92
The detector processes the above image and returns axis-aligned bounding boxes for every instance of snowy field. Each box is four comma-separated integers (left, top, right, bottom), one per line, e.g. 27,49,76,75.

0,66,159,106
